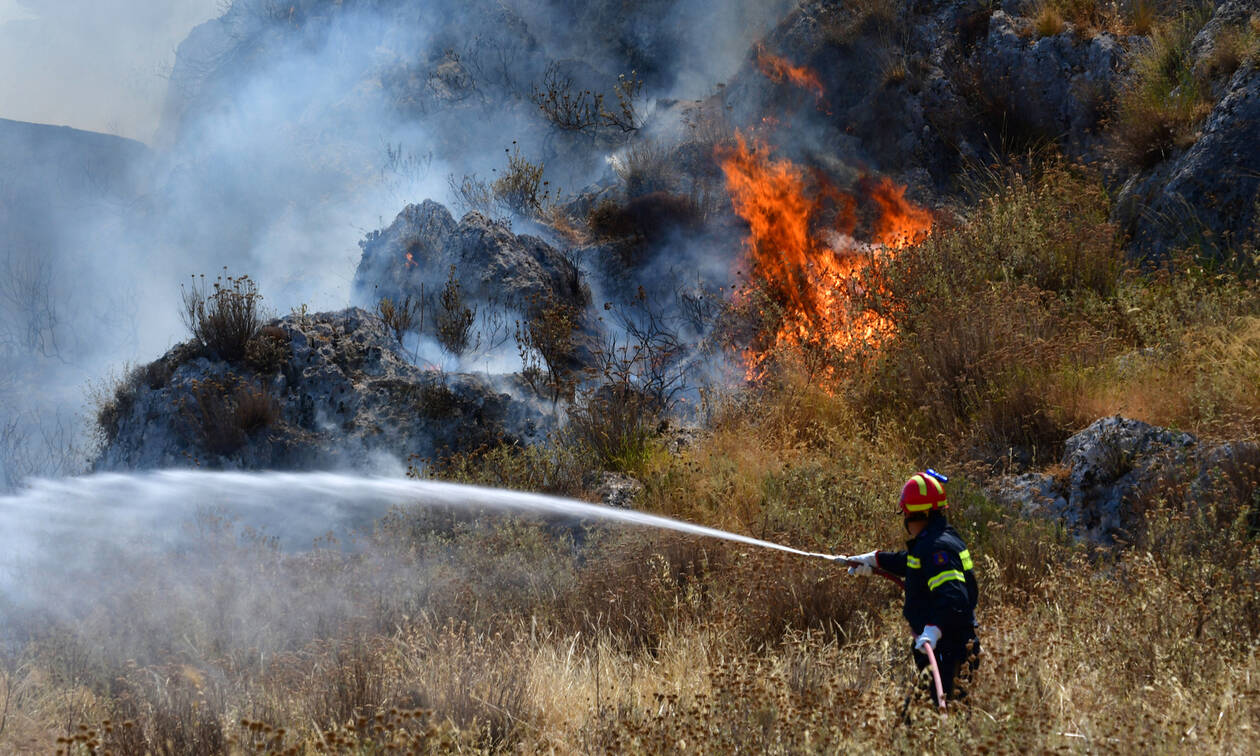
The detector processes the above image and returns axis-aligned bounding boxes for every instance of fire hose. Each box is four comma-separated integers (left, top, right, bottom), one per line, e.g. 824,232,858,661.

826,554,946,712
740,546,948,712
922,641,947,712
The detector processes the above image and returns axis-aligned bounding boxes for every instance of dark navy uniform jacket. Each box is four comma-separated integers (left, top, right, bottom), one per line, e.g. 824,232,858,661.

875,514,978,635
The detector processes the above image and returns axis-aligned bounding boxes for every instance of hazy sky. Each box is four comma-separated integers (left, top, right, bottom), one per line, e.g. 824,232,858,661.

0,0,221,142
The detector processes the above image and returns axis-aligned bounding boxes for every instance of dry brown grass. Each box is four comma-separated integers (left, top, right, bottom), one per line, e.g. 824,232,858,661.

1034,2,1067,37
1112,6,1215,169
4,412,1258,753
181,376,281,456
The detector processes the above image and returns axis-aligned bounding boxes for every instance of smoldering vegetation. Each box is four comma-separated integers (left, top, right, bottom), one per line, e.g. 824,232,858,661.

0,0,790,490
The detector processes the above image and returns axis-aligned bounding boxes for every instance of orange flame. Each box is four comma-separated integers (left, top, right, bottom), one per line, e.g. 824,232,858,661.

867,177,934,248
755,46,825,103
405,252,416,268
718,133,932,379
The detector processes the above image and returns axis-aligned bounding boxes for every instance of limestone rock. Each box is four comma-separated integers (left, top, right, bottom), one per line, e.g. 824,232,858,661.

93,308,549,472
990,415,1258,543
594,472,644,509
353,200,591,317
973,12,1129,160
1117,63,1260,261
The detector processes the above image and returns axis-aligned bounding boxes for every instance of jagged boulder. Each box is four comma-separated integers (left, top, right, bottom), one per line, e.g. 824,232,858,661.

1116,62,1260,260
973,12,1130,160
1190,1,1260,98
93,308,549,472
721,1,1133,191
353,200,590,316
991,416,1258,543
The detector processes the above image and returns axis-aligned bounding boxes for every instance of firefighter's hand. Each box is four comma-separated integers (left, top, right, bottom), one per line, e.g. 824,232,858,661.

914,625,942,652
846,551,878,576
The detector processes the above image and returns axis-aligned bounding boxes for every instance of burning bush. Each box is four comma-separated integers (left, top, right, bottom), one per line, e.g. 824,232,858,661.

718,133,932,379
180,270,267,363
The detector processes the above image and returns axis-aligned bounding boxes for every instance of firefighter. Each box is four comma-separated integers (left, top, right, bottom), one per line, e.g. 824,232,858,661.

844,470,979,705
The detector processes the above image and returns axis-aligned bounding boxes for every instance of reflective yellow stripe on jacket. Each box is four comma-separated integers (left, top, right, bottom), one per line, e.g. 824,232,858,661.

927,570,966,591
959,550,973,570
907,556,921,569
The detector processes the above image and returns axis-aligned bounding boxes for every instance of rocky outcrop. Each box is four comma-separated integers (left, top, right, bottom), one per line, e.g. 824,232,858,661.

353,200,591,316
593,471,644,508
723,2,1134,193
991,416,1259,543
1116,62,1260,261
1111,1,1260,260
974,12,1130,160
93,308,549,472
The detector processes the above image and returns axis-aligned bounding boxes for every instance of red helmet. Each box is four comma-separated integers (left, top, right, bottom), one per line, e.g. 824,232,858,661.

899,470,947,515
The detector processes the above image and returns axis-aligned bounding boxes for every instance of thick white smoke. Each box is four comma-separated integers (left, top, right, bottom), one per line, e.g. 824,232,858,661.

0,0,790,488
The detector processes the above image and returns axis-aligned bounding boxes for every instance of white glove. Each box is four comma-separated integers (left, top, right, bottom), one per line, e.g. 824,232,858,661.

846,550,879,577
914,625,942,652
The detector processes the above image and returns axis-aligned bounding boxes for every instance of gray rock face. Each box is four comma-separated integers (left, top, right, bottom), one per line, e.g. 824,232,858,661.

974,12,1130,159
1117,62,1260,261
93,308,549,472
353,200,590,316
990,416,1256,543
593,472,644,508
1190,1,1260,86
724,2,1133,192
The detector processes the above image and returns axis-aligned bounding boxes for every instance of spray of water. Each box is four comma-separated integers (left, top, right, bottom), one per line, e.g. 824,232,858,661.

0,470,844,567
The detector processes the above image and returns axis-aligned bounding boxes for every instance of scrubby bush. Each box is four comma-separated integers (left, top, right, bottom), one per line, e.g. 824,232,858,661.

180,376,280,456
375,294,423,343
1032,0,1129,38
93,367,146,445
530,64,643,138
243,324,290,374
491,142,554,217
567,382,660,474
515,295,579,403
1198,13,1260,80
611,140,676,197
180,270,266,363
1112,6,1214,168
434,266,475,358
588,192,700,242
845,163,1123,466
